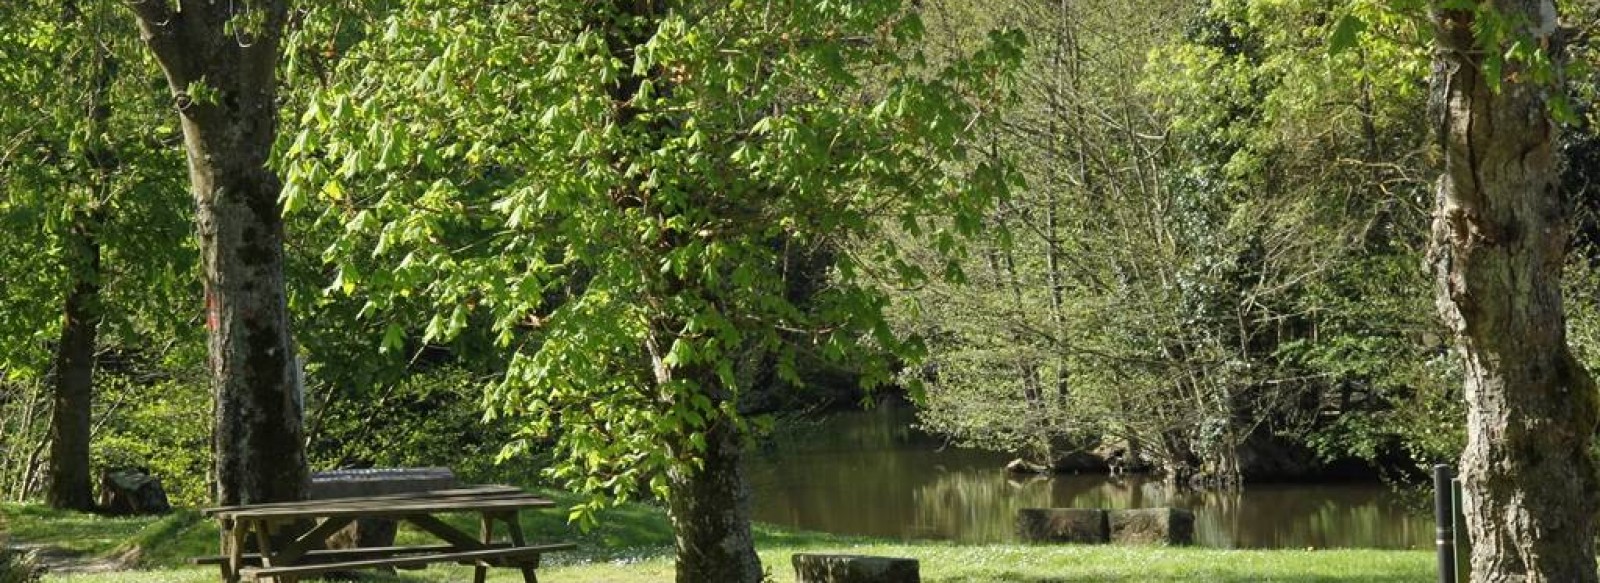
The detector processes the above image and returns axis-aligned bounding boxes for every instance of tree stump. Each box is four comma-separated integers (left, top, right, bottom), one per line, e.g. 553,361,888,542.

1108,507,1195,545
1015,508,1108,543
96,468,171,516
793,554,919,583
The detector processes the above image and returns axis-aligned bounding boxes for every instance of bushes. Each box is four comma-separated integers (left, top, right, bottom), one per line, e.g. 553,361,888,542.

307,366,532,484
92,374,210,508
0,545,41,583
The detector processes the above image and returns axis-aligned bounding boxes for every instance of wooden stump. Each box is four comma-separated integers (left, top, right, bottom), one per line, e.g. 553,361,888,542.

793,554,920,583
1016,508,1108,544
1108,507,1195,545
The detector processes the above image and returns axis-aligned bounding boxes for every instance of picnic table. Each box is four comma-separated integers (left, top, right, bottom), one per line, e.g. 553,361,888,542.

194,485,575,583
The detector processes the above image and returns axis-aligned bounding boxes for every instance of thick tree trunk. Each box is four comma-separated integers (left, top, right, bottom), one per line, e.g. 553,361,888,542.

666,417,763,583
127,0,307,506
47,15,113,511
1430,4,1600,582
46,217,100,512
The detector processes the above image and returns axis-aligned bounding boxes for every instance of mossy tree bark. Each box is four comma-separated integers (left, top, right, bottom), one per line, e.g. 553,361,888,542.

1430,2,1599,581
665,413,763,583
46,214,101,512
125,0,307,506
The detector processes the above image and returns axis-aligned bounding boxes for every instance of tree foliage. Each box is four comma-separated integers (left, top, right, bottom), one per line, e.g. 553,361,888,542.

281,1,1020,577
0,0,194,504
900,0,1459,485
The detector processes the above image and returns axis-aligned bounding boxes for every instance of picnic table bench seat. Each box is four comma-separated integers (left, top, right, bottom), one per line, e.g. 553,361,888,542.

188,542,516,565
238,543,577,581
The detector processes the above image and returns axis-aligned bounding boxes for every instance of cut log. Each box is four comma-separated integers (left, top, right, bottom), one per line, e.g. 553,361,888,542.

1108,507,1195,545
792,554,919,583
1015,508,1108,544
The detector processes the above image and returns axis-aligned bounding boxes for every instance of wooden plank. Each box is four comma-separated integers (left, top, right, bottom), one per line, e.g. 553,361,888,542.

203,486,524,516
502,511,540,583
474,514,494,583
206,486,529,517
207,489,489,515
215,493,550,519
226,519,246,583
239,544,577,580
190,543,514,565
270,516,354,565
228,497,556,521
404,513,486,549
250,521,289,583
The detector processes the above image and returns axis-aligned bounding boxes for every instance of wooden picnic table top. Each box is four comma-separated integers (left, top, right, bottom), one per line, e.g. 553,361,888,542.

203,485,555,521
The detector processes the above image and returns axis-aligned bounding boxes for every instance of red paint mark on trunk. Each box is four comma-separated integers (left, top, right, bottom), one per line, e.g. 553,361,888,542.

205,287,219,331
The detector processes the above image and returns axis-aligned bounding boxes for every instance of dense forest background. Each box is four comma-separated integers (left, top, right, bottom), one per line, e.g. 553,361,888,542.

3,0,1600,508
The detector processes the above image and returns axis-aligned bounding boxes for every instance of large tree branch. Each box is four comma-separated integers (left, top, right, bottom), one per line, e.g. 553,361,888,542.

123,0,186,80
123,0,169,25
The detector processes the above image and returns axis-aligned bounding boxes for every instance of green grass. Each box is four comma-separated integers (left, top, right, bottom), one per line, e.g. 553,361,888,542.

4,496,1434,582
0,504,161,557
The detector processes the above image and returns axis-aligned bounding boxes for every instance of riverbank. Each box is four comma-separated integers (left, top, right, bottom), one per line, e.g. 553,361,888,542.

4,494,1432,582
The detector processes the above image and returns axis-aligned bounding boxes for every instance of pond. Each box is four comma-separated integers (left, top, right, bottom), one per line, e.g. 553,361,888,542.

744,404,1431,549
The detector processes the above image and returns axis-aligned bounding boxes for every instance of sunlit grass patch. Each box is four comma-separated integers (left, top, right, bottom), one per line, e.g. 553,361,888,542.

9,497,1433,583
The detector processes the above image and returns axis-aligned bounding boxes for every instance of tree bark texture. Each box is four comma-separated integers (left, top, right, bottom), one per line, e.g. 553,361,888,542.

127,0,307,506
47,216,101,512
1430,3,1600,582
666,417,764,583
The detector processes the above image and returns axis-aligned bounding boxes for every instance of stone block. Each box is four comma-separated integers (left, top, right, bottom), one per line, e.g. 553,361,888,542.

1015,508,1108,544
793,554,920,583
310,467,458,551
1108,507,1195,545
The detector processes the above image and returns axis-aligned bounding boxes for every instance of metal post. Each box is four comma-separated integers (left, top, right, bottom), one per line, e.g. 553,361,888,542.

1434,465,1456,583
1452,477,1468,582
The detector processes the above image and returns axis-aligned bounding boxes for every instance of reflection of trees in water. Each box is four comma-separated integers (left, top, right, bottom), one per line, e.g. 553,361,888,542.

903,472,1428,548
1162,481,1426,549
750,409,1429,549
909,470,1055,542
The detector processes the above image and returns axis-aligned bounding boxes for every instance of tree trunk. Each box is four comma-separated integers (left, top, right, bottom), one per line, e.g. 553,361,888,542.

48,7,114,512
127,0,307,506
665,417,763,583
47,216,101,512
1430,4,1599,582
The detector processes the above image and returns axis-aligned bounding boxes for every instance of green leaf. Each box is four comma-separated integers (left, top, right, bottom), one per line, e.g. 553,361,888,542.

1329,14,1366,56
379,323,405,354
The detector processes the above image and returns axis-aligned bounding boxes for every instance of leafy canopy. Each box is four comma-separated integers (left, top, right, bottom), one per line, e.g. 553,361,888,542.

282,0,1023,521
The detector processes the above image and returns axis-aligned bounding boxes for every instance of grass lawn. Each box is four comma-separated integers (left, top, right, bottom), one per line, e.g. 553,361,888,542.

4,494,1434,582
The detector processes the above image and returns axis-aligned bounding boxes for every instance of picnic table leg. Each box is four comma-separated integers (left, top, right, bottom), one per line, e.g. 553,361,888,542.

224,518,244,583
502,512,539,583
473,513,494,583
253,520,299,583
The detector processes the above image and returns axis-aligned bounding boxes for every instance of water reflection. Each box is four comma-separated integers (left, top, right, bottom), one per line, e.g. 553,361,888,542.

745,405,1429,549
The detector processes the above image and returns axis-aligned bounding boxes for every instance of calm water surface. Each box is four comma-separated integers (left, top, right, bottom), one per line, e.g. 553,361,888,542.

745,405,1430,549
